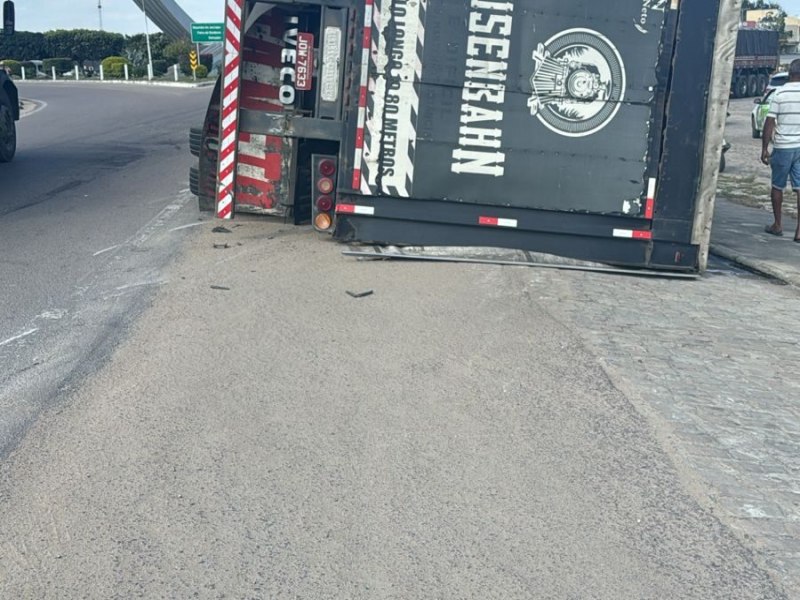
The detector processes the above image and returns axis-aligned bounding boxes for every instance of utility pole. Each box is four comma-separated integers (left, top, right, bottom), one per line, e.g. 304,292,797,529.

98,1,103,31
142,0,154,80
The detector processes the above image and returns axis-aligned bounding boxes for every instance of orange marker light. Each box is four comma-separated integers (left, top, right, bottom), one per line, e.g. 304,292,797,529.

314,213,332,230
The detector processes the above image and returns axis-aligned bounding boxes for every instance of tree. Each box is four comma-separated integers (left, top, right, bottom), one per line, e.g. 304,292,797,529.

163,38,194,75
44,29,125,62
0,31,47,60
124,32,169,69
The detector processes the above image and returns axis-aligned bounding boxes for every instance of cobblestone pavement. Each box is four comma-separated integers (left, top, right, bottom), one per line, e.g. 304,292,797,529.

530,263,800,595
721,98,798,219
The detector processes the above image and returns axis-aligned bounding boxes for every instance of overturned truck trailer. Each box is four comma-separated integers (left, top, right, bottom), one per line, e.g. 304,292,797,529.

190,0,739,272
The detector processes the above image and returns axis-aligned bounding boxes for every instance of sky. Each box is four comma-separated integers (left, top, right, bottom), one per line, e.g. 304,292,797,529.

13,1,800,35
774,0,800,17
15,1,222,35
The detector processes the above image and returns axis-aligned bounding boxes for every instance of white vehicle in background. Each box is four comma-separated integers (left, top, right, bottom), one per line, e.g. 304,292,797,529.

751,71,788,139
28,60,47,78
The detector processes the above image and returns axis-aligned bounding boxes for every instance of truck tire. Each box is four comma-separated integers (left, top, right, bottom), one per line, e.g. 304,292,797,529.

189,126,203,157
734,75,748,98
189,164,199,197
747,74,759,97
757,74,768,96
0,89,16,163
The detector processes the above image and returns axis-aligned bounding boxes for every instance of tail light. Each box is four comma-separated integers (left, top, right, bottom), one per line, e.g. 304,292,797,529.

319,159,336,177
311,155,337,232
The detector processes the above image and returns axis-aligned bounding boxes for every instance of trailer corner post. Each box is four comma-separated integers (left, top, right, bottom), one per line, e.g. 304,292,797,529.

215,0,245,220
693,0,741,271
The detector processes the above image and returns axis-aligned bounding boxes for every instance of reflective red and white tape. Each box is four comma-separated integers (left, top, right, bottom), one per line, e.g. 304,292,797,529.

644,177,657,220
352,0,374,192
216,0,244,220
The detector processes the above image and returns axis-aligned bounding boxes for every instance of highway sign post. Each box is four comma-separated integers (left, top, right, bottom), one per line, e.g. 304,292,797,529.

191,22,224,43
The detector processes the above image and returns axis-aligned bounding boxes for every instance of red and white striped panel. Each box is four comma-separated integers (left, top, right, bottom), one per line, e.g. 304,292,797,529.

233,10,287,212
236,132,283,209
216,0,245,220
352,0,374,193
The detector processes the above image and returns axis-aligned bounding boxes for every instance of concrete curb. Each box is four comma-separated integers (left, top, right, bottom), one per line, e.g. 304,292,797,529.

18,98,46,118
710,243,800,287
14,79,215,89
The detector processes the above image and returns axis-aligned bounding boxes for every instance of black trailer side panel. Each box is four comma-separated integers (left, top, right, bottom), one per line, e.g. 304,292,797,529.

356,0,675,217
336,0,728,272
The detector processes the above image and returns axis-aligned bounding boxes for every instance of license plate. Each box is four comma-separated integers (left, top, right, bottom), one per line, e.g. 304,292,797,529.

321,26,342,103
296,32,314,91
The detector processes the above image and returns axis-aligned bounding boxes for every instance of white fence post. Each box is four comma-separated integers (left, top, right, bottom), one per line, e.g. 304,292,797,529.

174,64,179,81
124,64,129,80
51,66,56,81
100,64,104,81
21,66,26,81
75,64,79,81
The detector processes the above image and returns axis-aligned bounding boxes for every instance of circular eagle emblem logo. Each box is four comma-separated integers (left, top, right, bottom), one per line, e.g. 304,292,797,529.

527,29,626,137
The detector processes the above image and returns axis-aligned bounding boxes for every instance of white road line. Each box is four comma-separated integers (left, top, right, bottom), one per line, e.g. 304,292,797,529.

93,244,122,257
169,222,206,232
0,328,39,348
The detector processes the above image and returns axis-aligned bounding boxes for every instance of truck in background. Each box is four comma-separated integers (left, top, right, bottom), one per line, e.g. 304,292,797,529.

190,0,737,273
731,28,780,98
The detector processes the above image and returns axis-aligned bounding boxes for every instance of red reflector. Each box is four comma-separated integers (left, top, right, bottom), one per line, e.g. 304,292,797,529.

316,195,333,212
319,159,336,177
317,177,334,194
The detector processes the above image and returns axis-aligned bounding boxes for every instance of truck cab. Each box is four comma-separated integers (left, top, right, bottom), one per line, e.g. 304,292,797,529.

191,2,346,225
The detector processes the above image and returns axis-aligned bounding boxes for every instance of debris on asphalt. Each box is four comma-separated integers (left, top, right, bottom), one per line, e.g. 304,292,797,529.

210,285,231,291
213,243,230,249
212,226,232,234
346,289,374,298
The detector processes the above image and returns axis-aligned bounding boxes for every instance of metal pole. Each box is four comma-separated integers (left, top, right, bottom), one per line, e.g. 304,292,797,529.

142,0,154,80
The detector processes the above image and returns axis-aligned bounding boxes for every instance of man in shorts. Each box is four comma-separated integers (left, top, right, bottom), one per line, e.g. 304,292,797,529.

761,59,800,241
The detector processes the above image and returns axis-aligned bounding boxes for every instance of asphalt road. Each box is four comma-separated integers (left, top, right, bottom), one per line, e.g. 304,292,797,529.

0,82,212,459
0,222,785,598
0,85,792,598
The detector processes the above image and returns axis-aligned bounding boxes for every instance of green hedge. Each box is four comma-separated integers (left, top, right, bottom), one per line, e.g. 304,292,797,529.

194,64,208,79
43,57,73,75
0,59,21,76
101,55,129,78
152,59,168,76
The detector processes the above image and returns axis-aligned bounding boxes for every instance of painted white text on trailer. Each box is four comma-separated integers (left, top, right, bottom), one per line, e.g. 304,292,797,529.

451,0,514,178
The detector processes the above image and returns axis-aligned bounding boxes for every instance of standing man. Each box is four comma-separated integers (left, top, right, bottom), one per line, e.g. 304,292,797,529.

761,59,800,241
